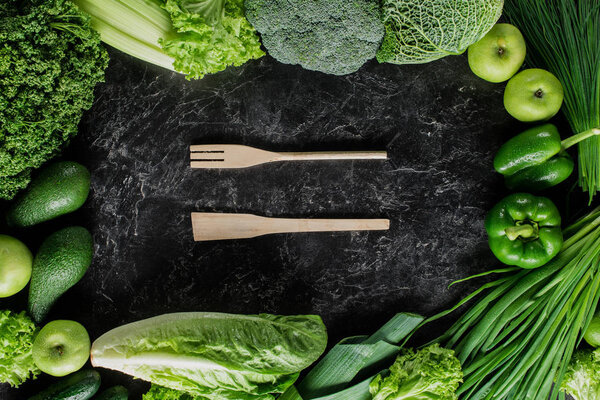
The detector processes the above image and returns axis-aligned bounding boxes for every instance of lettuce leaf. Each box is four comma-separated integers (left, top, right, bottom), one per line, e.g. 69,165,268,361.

91,312,327,400
368,344,462,400
561,348,600,400
0,310,40,387
159,0,265,79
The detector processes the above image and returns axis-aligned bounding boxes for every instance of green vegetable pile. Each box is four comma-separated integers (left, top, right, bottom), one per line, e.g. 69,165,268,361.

504,0,600,200
74,0,264,80
377,0,503,65
0,0,108,200
0,310,39,387
244,0,384,75
429,207,600,400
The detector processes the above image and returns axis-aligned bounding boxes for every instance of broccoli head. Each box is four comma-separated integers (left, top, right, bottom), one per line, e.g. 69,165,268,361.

0,0,108,200
244,0,384,76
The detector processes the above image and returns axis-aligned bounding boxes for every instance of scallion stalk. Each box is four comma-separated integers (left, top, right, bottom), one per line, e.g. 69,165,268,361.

504,0,600,201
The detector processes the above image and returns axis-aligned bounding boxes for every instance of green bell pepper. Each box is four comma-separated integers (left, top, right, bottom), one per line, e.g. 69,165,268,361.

494,123,600,191
484,193,563,269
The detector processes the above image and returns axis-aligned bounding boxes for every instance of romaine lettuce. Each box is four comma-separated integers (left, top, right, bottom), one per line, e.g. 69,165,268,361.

91,312,327,400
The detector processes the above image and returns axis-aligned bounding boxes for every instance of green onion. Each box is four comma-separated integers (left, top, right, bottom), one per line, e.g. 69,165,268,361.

504,0,600,201
427,207,600,399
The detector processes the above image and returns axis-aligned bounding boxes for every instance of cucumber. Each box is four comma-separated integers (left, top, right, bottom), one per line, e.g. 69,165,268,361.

28,369,100,400
6,161,90,227
95,386,128,400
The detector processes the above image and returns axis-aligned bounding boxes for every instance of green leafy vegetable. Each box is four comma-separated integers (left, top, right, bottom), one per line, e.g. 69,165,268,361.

504,0,600,201
0,310,40,387
244,0,384,76
426,206,600,400
561,348,600,400
144,385,204,400
369,344,462,400
279,313,423,400
0,0,109,200
91,312,327,400
73,0,264,79
377,0,503,65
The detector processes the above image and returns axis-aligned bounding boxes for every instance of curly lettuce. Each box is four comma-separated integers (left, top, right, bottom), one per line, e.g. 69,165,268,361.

0,310,40,387
144,385,205,400
561,348,600,400
369,344,462,400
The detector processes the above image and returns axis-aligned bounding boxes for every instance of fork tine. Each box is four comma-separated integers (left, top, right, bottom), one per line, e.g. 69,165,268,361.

190,144,226,152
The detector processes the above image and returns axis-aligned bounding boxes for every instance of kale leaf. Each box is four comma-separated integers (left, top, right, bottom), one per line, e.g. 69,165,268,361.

0,0,108,200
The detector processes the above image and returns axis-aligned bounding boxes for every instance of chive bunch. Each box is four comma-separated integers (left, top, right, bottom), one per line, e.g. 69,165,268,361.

431,207,600,399
504,0,600,201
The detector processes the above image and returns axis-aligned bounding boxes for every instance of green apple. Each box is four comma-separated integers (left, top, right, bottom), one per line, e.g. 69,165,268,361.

503,68,564,122
584,313,600,348
0,234,33,297
32,320,91,377
468,23,526,83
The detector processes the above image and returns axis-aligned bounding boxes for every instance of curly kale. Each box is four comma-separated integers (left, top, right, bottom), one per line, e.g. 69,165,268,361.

0,310,39,387
244,0,384,75
0,0,108,200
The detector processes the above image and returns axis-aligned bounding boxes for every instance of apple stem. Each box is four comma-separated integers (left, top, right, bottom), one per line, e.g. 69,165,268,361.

562,127,600,150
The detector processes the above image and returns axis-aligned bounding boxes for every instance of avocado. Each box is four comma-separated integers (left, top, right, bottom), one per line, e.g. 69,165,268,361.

95,386,129,400
28,369,101,400
28,226,94,323
6,161,91,228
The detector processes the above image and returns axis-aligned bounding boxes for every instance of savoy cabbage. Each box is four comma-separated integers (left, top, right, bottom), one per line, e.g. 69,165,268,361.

377,0,504,64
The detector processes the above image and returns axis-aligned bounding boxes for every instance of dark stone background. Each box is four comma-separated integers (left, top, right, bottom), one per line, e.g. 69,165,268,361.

0,49,586,399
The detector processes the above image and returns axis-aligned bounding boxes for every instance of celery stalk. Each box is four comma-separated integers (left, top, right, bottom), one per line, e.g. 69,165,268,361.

74,0,179,72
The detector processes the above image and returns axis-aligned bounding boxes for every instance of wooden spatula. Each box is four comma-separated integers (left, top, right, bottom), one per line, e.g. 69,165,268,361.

190,145,387,169
191,213,390,241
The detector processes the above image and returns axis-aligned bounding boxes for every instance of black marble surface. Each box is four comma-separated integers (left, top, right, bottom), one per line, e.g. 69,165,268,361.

0,49,584,399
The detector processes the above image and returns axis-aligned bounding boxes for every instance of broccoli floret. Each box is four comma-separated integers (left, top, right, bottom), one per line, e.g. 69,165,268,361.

244,0,384,76
0,0,108,200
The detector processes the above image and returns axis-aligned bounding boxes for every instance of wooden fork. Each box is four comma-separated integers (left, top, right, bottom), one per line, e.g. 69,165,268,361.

190,145,387,169
191,213,390,241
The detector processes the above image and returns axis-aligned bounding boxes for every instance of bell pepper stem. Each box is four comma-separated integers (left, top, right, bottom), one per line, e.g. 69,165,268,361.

505,225,535,241
561,127,600,150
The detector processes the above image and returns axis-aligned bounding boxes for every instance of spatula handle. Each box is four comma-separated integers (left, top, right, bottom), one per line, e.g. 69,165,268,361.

191,213,389,241
277,151,387,161
270,218,390,234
